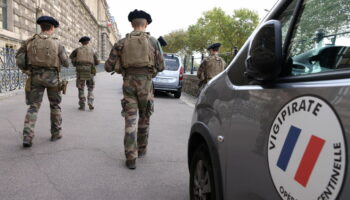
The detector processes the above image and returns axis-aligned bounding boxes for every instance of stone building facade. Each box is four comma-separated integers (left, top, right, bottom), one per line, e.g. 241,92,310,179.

0,0,119,60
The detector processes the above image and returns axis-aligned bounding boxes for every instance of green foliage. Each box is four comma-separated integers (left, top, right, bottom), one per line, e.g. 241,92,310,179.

290,0,350,56
162,29,189,54
163,7,259,61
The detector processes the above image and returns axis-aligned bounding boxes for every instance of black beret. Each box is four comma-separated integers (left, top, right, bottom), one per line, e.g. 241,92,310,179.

36,16,59,28
128,9,152,24
158,36,167,47
207,43,221,50
79,36,91,43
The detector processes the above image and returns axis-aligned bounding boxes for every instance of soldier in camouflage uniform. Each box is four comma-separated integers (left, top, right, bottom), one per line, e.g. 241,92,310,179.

69,36,99,110
16,16,69,147
105,9,165,169
197,43,226,91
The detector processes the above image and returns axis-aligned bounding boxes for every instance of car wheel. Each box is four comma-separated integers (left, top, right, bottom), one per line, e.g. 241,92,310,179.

190,144,216,200
174,91,181,98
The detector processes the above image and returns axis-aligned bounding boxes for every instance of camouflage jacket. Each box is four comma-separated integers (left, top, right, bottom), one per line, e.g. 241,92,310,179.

105,31,165,76
197,54,226,82
69,45,100,66
16,32,69,72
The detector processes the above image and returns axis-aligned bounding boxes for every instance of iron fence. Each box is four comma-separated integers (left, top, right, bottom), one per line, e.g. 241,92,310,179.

0,48,26,93
183,50,239,75
0,48,107,94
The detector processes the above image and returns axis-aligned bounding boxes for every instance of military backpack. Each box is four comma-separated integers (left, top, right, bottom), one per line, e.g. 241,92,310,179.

26,34,59,68
76,45,95,65
205,55,225,79
121,32,155,68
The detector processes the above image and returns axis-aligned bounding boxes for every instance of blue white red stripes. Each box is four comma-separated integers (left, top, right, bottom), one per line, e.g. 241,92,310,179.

276,125,326,187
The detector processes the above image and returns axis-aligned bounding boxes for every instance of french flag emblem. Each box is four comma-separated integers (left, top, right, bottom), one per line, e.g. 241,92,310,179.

276,125,325,187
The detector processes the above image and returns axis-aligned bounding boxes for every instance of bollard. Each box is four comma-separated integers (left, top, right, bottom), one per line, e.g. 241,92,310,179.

234,46,238,55
184,55,187,73
190,55,194,74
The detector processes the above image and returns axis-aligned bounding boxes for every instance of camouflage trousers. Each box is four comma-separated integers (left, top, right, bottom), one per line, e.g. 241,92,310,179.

23,69,62,139
76,77,95,107
121,74,154,160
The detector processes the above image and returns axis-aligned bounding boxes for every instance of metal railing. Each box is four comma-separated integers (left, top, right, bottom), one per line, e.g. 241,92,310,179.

0,48,26,93
0,48,105,94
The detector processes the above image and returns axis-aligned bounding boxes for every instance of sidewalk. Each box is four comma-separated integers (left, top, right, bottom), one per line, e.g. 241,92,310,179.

0,72,192,200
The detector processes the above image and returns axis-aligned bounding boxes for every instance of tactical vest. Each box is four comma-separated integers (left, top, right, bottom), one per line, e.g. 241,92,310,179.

27,34,59,68
206,56,225,79
76,45,95,65
121,32,155,68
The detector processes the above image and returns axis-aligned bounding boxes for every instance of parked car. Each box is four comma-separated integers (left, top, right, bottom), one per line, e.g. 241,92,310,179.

153,54,184,98
188,0,350,199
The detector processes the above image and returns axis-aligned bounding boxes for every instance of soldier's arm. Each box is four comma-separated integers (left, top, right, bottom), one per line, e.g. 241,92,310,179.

93,52,100,66
197,60,206,80
16,41,28,71
222,58,227,69
69,49,77,60
151,37,165,72
105,39,123,73
69,49,77,66
58,44,69,68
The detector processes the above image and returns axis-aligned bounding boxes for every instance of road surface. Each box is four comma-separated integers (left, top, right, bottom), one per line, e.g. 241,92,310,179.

0,72,195,200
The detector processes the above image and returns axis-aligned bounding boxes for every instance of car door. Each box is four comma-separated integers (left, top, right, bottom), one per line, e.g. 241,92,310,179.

224,0,350,199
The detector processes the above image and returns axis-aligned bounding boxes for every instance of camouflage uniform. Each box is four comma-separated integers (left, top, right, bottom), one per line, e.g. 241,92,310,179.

105,31,164,161
76,77,95,108
16,32,69,141
69,45,99,109
197,53,226,84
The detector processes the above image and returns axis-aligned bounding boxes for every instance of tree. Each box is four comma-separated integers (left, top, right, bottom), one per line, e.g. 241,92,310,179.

187,8,259,57
162,29,190,54
290,0,350,56
162,7,260,62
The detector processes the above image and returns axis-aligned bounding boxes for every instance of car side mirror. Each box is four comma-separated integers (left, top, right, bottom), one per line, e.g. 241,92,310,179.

245,20,283,81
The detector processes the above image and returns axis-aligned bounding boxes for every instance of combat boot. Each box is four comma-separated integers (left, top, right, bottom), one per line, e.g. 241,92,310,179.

51,133,62,142
126,159,136,170
88,103,94,110
78,105,85,111
138,150,147,158
23,136,32,148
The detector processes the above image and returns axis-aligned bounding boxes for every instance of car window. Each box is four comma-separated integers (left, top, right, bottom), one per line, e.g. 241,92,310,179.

277,0,297,47
228,1,298,86
164,56,180,71
287,0,350,76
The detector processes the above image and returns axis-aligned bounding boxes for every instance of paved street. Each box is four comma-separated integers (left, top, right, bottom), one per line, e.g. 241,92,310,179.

0,72,194,200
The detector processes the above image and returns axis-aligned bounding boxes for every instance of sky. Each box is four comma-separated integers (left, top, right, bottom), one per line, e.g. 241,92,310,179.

107,0,279,38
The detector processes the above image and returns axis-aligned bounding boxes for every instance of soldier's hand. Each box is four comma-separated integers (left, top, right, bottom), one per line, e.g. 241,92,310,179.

22,70,31,76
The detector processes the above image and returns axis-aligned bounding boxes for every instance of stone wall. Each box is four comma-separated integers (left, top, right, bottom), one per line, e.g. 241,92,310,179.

0,0,119,60
183,74,200,97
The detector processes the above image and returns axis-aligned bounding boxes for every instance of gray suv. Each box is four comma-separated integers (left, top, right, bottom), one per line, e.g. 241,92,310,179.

153,54,183,98
188,0,350,199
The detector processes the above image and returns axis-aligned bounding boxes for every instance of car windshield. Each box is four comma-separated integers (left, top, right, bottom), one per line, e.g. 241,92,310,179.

164,56,180,71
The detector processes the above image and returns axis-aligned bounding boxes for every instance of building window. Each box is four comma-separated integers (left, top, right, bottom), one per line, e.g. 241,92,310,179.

0,0,7,29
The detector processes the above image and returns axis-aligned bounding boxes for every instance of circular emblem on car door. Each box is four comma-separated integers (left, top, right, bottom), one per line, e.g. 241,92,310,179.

268,96,346,200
